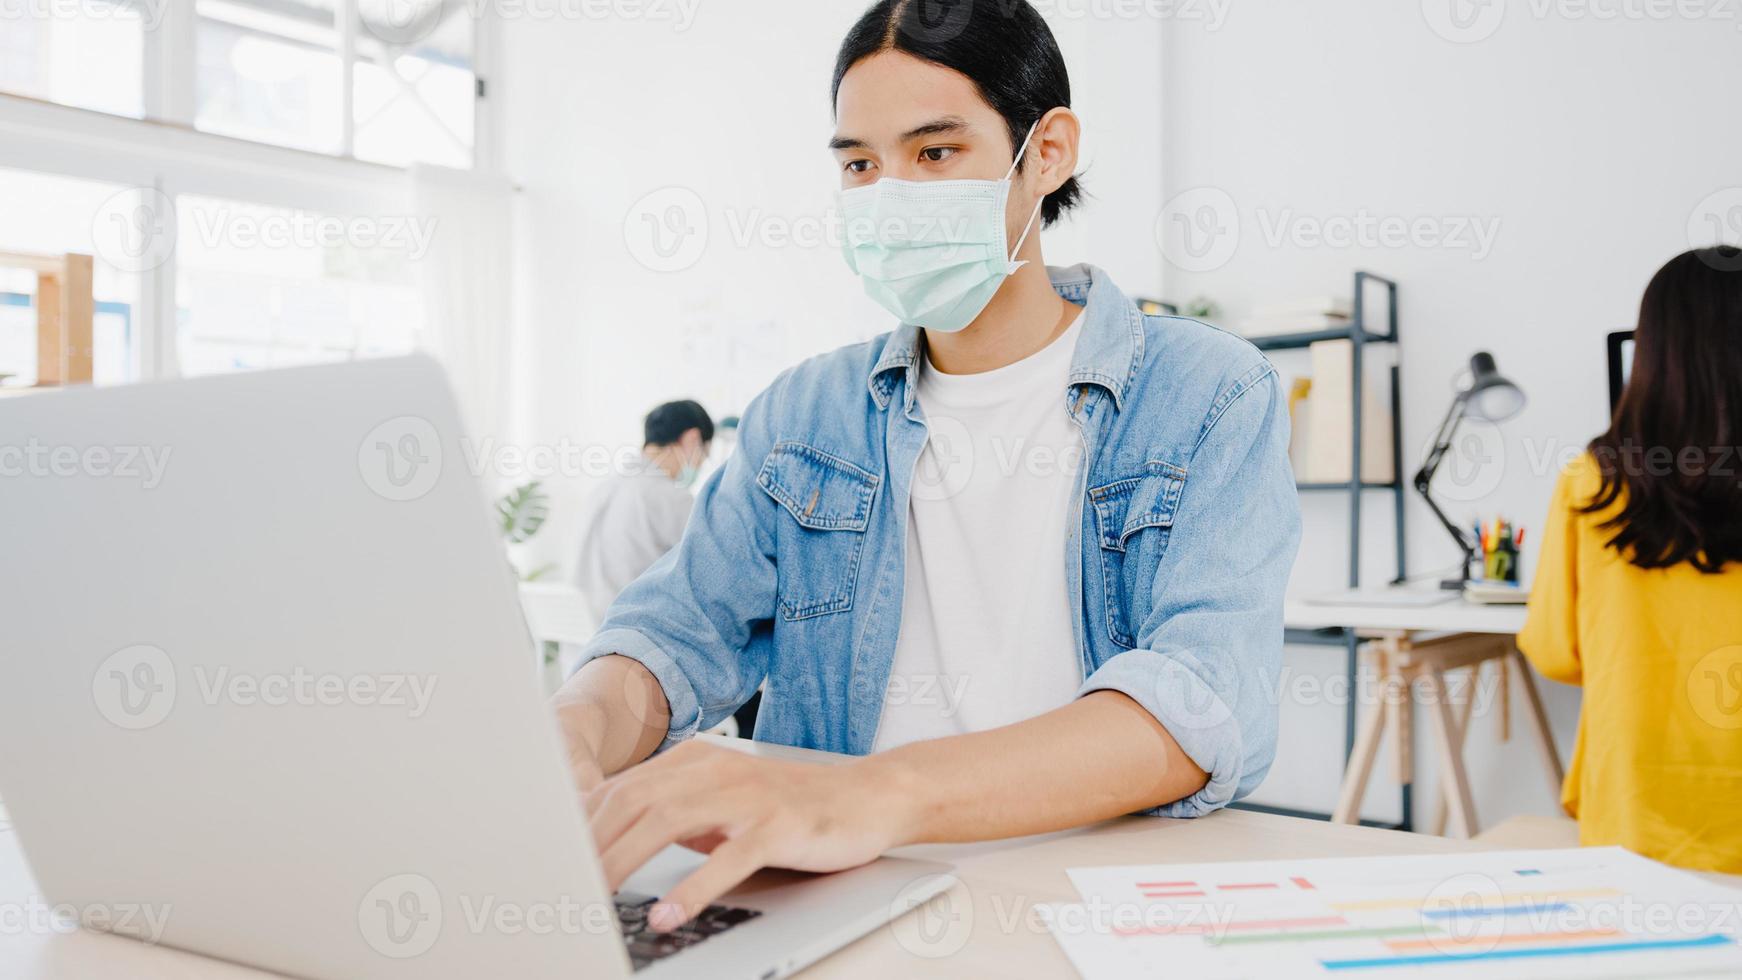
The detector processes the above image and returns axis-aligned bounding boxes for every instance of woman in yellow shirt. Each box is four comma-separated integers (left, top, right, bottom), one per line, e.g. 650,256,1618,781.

1520,245,1742,873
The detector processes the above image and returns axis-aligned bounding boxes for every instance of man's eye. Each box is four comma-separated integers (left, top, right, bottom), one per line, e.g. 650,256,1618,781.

844,159,873,175
920,147,956,163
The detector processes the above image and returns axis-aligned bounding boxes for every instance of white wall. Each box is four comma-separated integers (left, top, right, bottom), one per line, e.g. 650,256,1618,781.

1158,2,1742,824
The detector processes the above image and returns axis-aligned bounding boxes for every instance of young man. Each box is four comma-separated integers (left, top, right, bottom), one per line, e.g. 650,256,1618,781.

552,0,1300,933
571,400,712,623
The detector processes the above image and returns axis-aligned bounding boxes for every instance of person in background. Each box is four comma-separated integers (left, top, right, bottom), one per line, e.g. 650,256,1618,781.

1520,245,1742,873
572,399,713,624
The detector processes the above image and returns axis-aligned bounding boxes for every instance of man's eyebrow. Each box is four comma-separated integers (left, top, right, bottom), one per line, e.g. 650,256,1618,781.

828,116,973,152
900,116,971,142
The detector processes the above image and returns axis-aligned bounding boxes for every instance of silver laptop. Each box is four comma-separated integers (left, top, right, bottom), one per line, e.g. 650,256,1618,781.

0,355,951,979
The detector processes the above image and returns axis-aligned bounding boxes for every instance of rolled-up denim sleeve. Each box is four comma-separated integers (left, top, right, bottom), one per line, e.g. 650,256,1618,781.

572,383,783,754
1078,363,1300,817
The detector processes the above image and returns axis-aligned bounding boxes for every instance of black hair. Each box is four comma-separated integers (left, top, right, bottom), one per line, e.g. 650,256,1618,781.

1585,246,1742,572
832,0,1084,226
644,400,714,447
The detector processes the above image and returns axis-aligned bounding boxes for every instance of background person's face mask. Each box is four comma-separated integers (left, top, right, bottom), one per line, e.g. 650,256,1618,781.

837,121,1045,332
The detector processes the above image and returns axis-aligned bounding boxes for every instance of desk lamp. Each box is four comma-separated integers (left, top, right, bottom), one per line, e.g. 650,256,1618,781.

1414,351,1526,590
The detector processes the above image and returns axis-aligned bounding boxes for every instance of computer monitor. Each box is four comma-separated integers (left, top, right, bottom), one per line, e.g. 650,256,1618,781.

1607,330,1635,411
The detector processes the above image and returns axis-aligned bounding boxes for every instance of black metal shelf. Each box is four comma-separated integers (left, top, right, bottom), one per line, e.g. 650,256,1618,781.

1297,481,1401,492
1229,270,1414,832
1251,327,1395,352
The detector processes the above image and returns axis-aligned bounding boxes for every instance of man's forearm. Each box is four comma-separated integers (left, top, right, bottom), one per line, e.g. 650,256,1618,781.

550,654,671,784
863,690,1209,845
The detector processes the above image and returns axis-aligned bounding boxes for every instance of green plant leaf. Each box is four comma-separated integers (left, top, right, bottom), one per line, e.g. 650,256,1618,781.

496,480,550,544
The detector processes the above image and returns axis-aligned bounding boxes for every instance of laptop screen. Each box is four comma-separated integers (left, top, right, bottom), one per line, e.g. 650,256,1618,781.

1607,330,1634,411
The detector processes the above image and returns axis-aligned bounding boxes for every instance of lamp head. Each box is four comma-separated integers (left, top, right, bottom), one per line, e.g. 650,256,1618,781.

1464,351,1526,422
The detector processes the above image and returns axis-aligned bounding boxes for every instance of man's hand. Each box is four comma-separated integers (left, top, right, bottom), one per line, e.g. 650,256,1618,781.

586,740,916,932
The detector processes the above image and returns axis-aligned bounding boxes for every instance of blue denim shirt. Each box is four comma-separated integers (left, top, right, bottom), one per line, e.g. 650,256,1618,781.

579,264,1301,816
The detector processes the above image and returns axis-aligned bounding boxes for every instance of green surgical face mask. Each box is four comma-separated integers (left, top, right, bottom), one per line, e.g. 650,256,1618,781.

837,121,1045,333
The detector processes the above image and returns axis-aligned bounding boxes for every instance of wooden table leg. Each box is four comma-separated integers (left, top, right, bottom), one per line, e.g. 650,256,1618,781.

1391,640,1413,790
1511,649,1567,793
1423,666,1479,838
1333,645,1392,825
1430,661,1480,836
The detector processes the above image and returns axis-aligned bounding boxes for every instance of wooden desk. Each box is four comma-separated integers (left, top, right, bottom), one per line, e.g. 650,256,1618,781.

5,735,1738,977
0,737,1513,980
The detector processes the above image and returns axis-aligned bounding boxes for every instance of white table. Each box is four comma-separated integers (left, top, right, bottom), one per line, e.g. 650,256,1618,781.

1285,592,1557,838
1284,595,1527,636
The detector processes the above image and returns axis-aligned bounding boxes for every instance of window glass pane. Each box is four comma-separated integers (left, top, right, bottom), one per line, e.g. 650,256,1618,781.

195,0,342,153
353,4,475,168
175,194,423,376
0,0,144,118
0,167,142,388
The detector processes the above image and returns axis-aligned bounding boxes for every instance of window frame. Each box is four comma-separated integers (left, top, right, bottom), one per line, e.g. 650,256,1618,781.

0,2,500,382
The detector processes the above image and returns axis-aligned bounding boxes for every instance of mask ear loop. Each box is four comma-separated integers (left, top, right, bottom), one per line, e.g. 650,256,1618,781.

1003,119,1046,272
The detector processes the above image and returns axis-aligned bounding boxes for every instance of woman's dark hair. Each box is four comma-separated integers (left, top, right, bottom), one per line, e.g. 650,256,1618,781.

1585,245,1742,572
832,0,1084,226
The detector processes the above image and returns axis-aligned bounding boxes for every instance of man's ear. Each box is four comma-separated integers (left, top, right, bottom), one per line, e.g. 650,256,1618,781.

680,428,705,457
1032,107,1081,198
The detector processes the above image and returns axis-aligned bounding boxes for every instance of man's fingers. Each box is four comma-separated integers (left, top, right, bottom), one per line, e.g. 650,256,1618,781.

588,775,665,853
649,835,768,932
598,801,718,893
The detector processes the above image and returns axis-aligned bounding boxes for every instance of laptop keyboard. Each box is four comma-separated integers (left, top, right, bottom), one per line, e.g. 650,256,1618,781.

615,892,762,971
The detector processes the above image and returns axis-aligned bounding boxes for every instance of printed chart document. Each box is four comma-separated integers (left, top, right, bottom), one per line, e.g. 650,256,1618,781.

1042,847,1742,978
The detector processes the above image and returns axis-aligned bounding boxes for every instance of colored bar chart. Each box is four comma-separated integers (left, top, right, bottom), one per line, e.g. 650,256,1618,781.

1044,848,1742,978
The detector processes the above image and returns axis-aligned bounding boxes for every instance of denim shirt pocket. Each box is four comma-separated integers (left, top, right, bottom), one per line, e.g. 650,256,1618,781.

756,441,880,621
1089,460,1188,648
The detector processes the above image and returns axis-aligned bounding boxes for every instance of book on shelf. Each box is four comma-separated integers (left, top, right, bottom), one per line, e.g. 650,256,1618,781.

1294,339,1395,485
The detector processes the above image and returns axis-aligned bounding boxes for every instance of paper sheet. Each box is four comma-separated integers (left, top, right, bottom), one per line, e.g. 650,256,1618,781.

1041,847,1742,978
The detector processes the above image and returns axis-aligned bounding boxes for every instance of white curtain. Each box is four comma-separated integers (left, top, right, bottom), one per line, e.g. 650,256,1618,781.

410,164,515,446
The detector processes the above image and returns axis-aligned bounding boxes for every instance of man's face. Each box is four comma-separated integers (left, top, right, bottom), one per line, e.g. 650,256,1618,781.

677,428,709,470
831,51,1040,249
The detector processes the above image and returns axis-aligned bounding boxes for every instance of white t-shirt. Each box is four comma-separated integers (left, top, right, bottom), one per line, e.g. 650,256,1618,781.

871,314,1087,752
573,460,695,625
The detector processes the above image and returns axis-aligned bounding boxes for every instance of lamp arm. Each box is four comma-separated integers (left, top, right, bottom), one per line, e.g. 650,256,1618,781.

1413,392,1478,583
